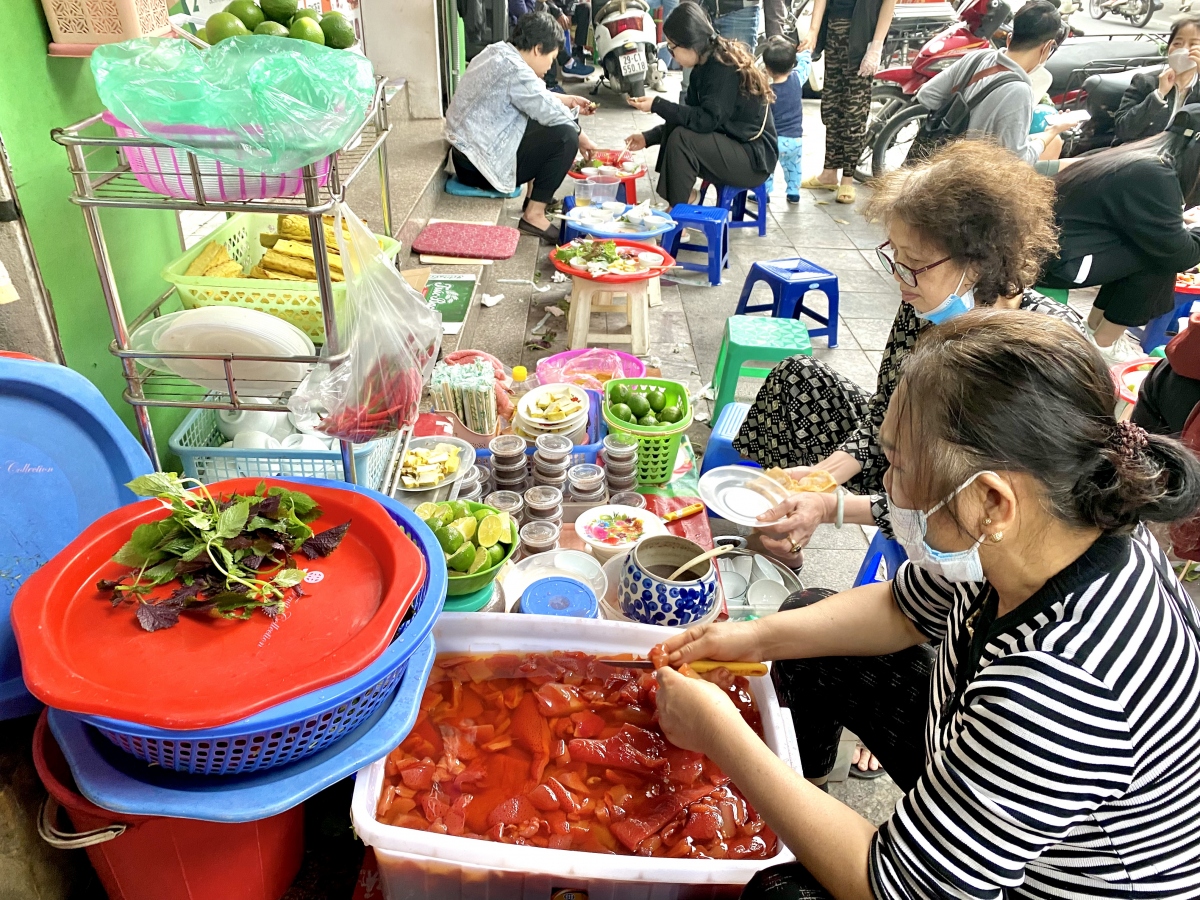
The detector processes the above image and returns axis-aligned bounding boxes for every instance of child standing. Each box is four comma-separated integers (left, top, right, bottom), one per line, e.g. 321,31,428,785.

762,37,808,204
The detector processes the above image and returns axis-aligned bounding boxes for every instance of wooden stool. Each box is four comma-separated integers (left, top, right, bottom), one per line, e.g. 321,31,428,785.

567,275,655,355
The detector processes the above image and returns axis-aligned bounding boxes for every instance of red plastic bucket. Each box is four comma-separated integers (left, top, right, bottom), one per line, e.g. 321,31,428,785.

32,712,304,900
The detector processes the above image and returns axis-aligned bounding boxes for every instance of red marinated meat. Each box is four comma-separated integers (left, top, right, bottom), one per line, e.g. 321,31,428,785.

568,725,668,773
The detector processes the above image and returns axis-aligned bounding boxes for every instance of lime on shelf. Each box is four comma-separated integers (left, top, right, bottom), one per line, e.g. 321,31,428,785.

637,414,658,427
289,16,325,43
659,405,683,423
291,7,320,22
610,384,632,406
260,0,298,23
647,389,666,413
446,543,476,573
435,525,464,555
225,0,265,30
487,544,506,567
609,402,632,423
477,514,505,548
414,502,438,522
467,546,491,575
451,516,477,542
627,394,650,418
205,11,250,42
254,20,290,35
321,13,357,48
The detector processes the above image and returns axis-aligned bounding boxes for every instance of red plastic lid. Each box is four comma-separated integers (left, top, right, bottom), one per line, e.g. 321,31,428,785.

552,238,675,285
12,478,425,730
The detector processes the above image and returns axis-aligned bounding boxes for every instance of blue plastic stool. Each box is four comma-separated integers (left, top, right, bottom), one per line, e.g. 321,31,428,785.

853,529,908,587
1133,293,1199,352
736,258,840,348
445,176,522,200
700,402,762,476
663,204,730,286
700,181,770,236
559,194,582,244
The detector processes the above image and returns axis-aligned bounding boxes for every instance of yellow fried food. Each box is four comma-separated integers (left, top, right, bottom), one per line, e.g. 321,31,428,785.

186,241,227,277
260,248,345,282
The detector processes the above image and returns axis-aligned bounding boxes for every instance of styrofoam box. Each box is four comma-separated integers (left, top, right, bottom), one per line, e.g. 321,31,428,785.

351,613,802,900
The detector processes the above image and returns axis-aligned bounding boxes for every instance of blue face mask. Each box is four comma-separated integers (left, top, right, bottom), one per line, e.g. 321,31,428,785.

915,272,974,325
887,471,996,583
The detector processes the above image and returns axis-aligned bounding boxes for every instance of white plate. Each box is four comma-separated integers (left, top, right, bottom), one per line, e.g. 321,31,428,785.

393,436,477,493
600,552,722,625
517,383,590,426
698,465,791,528
574,504,669,560
156,307,315,395
127,310,193,372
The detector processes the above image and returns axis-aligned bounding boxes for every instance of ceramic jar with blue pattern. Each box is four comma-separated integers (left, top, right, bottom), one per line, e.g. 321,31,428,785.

618,535,718,626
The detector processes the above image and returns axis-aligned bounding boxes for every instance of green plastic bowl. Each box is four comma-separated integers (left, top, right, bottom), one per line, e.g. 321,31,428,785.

445,501,521,596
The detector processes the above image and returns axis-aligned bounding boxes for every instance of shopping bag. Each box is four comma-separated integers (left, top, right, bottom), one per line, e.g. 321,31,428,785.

290,203,442,442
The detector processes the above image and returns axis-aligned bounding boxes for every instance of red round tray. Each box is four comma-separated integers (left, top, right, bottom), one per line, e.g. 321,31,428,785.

11,477,425,730
552,238,675,285
569,149,644,181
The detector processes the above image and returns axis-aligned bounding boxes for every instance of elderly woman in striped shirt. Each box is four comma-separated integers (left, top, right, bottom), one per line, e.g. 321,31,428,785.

656,310,1200,900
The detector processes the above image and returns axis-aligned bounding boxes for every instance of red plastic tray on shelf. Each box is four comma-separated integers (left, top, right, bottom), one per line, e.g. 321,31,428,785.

12,477,425,730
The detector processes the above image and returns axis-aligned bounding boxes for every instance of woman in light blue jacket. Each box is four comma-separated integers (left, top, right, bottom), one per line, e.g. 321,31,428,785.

447,12,597,241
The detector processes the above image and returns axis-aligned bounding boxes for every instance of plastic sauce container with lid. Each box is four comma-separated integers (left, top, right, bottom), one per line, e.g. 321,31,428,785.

603,434,639,459
567,463,605,490
534,472,568,488
488,434,528,460
533,454,569,474
603,455,637,475
569,487,607,504
519,576,597,618
610,491,646,509
519,520,561,554
534,433,574,460
524,485,563,511
486,490,525,516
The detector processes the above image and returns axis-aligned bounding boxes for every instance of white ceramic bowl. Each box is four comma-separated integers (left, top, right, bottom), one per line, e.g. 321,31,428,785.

637,251,660,266
569,256,588,269
597,166,620,177
574,504,669,563
620,160,640,173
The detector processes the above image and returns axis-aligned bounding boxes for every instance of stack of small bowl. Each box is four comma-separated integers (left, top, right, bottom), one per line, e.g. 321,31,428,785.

485,489,526,526
456,464,485,502
603,434,639,493
532,433,573,489
513,384,590,445
521,486,563,556
488,434,529,492
567,463,607,503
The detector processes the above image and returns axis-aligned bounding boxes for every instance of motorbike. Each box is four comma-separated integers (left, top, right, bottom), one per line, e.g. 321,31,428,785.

589,0,663,98
1088,0,1162,30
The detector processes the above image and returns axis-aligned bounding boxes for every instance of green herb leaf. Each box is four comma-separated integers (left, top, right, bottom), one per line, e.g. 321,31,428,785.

126,473,187,498
131,521,178,555
255,481,268,497
144,559,181,585
216,498,251,540
273,568,306,589
188,513,214,532
112,540,159,568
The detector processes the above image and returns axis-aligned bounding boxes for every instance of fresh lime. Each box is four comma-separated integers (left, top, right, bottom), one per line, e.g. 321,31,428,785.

254,20,290,35
609,402,633,422
637,414,659,427
414,502,439,522
628,393,650,419
467,545,491,575
435,525,464,555
646,388,666,413
260,0,298,23
451,516,477,542
494,511,513,543
289,16,325,43
450,500,472,521
225,0,265,30
446,543,475,573
291,7,320,22
320,12,357,48
205,11,250,42
610,384,632,406
431,503,455,528
487,544,506,567
478,514,505,548
473,506,496,523
659,404,683,424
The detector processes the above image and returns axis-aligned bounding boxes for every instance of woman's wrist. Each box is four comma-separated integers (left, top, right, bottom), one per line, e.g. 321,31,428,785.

821,451,863,484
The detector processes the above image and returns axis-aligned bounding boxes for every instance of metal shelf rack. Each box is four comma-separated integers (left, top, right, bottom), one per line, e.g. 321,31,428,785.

52,76,402,486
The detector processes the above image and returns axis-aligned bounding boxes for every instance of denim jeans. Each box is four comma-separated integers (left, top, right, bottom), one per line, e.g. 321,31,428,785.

681,5,761,94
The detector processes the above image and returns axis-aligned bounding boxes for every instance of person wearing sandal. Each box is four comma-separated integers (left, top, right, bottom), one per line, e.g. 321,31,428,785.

623,3,777,209
656,310,1200,900
446,11,598,242
799,0,897,204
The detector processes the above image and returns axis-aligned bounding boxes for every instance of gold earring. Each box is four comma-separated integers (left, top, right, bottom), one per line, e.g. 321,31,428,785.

990,532,1004,543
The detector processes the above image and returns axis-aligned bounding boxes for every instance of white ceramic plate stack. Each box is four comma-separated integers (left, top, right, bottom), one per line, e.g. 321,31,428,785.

131,307,315,395
698,466,791,527
514,384,591,445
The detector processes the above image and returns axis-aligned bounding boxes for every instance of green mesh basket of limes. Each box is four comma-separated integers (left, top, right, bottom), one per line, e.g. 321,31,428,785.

414,499,520,596
601,378,693,485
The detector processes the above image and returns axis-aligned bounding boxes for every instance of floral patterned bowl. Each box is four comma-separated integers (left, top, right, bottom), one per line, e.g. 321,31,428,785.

618,535,719,626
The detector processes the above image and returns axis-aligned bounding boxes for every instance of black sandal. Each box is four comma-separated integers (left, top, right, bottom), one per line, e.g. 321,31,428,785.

518,218,560,244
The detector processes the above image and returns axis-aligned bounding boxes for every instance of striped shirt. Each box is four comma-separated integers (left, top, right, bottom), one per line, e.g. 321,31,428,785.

871,527,1200,898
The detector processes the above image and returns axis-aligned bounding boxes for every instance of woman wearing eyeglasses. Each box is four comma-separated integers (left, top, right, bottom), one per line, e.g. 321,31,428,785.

736,142,1084,570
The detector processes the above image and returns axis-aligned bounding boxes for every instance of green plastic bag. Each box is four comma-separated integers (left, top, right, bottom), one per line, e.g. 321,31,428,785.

91,36,375,173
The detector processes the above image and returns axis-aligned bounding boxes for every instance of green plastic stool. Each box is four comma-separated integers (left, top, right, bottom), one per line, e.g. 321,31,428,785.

1036,285,1069,304
711,316,813,424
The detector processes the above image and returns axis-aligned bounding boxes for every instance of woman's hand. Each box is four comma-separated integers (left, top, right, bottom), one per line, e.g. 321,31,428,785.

654,665,746,755
625,132,647,151
578,132,598,154
1159,66,1177,98
559,95,592,111
755,490,834,558
626,95,655,113
798,28,817,53
660,619,765,666
858,40,883,77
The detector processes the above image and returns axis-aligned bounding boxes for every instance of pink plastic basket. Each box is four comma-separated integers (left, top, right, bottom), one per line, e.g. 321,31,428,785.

103,113,331,202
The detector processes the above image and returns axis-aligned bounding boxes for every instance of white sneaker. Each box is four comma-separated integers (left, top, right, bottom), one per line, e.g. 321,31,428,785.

1093,331,1145,365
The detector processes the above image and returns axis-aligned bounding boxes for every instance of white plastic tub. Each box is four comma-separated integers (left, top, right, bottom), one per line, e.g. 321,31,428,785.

351,613,802,900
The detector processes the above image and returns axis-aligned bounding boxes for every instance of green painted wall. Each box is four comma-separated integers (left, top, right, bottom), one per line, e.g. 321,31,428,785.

1,0,188,462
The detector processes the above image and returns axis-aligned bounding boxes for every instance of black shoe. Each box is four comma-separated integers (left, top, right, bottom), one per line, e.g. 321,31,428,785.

518,218,560,243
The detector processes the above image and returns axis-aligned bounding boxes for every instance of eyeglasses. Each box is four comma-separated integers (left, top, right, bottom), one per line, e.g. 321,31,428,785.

666,39,679,53
876,240,951,288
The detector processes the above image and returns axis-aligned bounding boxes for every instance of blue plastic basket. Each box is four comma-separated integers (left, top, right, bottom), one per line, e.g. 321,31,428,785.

78,481,446,776
475,389,608,467
168,406,396,491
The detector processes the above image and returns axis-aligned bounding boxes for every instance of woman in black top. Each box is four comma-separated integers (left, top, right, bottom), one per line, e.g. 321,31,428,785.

1040,105,1200,362
1114,16,1200,145
624,3,777,208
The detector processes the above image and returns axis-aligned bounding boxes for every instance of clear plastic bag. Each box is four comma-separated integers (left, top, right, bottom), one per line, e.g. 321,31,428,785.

537,348,625,392
91,36,375,172
289,203,442,442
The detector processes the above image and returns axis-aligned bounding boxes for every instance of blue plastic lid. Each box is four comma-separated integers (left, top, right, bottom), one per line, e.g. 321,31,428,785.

519,577,597,618
0,358,152,720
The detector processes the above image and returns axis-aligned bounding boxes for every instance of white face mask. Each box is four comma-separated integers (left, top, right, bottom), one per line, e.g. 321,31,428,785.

1170,48,1197,76
1029,64,1052,100
887,471,996,583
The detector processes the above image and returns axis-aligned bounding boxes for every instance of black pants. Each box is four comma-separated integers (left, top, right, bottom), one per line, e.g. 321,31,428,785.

740,589,935,900
452,121,578,204
1041,244,1176,327
572,2,590,59
654,126,769,207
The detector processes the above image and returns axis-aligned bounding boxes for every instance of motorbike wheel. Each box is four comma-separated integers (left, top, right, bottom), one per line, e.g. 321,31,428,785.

1129,0,1154,27
855,86,910,183
1088,0,1107,18
872,104,927,179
